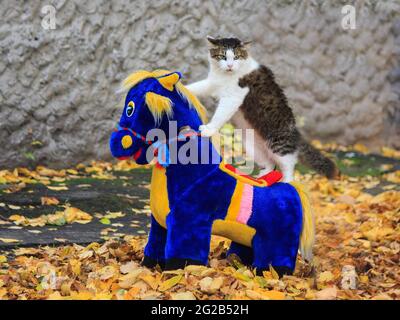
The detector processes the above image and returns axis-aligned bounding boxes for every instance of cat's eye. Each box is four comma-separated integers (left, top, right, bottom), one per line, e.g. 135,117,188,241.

126,101,135,117
216,55,226,60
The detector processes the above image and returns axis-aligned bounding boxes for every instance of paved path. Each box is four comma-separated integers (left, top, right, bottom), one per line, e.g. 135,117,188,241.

0,169,151,249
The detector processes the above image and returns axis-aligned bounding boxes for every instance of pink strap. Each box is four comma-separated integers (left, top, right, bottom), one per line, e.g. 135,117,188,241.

236,184,254,224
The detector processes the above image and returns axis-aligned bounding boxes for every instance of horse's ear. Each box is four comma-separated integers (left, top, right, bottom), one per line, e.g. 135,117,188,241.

157,72,181,91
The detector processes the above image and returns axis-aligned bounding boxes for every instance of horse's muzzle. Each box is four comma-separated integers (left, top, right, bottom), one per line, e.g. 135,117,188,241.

109,130,137,159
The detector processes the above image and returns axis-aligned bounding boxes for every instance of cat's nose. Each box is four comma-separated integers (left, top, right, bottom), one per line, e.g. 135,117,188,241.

227,64,233,68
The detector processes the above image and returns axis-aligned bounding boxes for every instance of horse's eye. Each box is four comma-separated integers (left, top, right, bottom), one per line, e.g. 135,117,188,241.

126,101,135,117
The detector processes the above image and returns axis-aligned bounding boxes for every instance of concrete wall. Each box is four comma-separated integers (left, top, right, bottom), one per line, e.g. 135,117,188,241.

0,0,399,168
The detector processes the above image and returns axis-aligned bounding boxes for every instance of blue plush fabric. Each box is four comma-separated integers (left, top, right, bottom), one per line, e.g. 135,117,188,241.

143,215,167,266
249,183,303,271
227,242,254,266
109,71,305,274
165,149,237,264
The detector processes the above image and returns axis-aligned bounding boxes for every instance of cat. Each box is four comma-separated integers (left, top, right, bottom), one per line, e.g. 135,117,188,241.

186,36,338,182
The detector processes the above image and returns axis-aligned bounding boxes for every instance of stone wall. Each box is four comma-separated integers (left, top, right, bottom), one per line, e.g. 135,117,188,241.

0,0,399,168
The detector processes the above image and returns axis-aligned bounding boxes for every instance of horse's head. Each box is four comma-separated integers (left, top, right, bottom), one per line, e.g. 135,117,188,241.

110,70,207,165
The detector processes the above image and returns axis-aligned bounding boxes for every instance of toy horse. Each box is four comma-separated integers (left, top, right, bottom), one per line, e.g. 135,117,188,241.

110,70,314,276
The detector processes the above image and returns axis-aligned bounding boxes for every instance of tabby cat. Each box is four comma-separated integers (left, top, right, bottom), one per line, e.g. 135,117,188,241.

186,36,338,182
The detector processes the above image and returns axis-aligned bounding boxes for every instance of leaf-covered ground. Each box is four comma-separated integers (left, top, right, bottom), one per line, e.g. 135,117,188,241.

0,142,399,300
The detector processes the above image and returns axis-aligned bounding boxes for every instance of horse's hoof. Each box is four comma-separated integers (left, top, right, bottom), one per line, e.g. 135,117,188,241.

165,258,204,270
256,266,293,278
142,256,165,269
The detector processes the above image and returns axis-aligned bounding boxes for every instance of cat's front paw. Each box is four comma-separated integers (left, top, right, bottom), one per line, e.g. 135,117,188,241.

199,124,218,137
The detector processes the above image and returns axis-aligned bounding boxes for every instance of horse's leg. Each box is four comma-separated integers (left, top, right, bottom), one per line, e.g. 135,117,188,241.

142,215,167,269
251,231,299,277
164,205,213,270
227,242,254,266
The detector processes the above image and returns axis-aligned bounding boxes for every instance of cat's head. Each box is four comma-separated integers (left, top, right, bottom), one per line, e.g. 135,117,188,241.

207,36,252,73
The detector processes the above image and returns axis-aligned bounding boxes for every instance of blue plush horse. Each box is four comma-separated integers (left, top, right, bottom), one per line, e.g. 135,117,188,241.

110,70,314,276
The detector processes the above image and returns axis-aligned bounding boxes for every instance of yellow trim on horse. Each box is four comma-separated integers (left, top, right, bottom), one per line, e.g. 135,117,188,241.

225,181,244,221
150,166,256,247
289,181,315,261
150,166,169,228
219,162,268,187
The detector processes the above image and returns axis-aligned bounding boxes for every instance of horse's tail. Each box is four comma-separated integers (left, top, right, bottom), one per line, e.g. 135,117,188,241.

290,182,315,262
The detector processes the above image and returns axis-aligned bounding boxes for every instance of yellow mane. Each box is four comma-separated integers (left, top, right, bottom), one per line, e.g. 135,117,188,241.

121,69,207,123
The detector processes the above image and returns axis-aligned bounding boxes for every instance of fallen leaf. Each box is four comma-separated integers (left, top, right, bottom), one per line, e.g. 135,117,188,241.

41,197,60,205
47,185,68,191
315,286,337,300
199,276,224,294
171,291,196,300
0,238,20,243
100,218,111,225
158,275,183,292
318,271,335,283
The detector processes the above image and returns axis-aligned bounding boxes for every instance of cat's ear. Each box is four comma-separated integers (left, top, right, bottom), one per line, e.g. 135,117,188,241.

206,35,219,46
241,40,252,47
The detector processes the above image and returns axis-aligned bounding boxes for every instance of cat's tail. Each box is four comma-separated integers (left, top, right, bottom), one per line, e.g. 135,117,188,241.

298,137,339,179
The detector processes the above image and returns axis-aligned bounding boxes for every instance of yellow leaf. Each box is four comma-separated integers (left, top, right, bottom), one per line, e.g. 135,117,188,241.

70,259,81,276
47,291,64,300
41,196,60,205
353,143,369,154
0,288,7,299
0,255,7,263
305,290,315,299
233,271,251,282
118,269,144,289
8,204,21,210
64,207,92,223
171,291,196,300
199,276,224,294
344,212,356,224
104,211,125,219
98,266,117,280
13,247,40,256
93,293,113,300
363,227,394,242
184,265,207,273
36,166,65,177
158,274,183,292
260,290,286,300
66,169,79,175
139,274,158,290
318,271,335,283
381,147,400,159
262,271,273,280
9,215,26,224
0,237,20,243
47,185,68,191
120,261,140,274
315,286,337,300
359,275,369,284
269,265,280,279
246,290,262,300
70,291,94,300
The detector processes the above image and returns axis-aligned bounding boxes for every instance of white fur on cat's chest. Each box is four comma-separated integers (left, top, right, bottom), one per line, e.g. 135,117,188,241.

210,77,249,102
